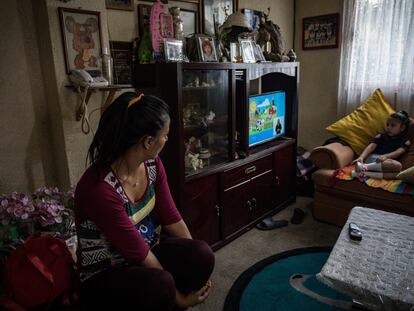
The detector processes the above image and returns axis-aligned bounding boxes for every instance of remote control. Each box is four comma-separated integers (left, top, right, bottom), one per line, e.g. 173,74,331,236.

349,222,362,241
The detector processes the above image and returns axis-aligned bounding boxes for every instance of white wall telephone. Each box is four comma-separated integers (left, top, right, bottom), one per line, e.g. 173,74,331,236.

69,69,108,135
69,69,109,88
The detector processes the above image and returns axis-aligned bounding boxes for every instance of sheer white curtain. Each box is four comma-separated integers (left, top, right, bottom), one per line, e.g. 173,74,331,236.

338,0,414,117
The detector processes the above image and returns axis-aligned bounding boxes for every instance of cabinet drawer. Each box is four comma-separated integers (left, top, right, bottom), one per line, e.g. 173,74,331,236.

222,155,273,189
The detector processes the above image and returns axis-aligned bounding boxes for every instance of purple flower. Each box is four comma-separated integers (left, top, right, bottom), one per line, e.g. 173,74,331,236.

0,192,35,225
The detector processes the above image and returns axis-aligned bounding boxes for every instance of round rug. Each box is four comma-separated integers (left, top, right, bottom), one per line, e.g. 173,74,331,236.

223,247,352,311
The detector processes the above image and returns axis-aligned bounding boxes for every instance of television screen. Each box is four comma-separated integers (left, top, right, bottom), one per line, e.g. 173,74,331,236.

248,91,286,147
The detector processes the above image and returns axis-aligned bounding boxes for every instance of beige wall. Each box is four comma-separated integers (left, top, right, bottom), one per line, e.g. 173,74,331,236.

1,0,342,194
295,0,343,150
0,0,56,193
240,0,294,50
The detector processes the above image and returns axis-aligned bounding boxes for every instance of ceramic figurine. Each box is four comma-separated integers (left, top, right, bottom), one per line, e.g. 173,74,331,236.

185,153,203,171
287,49,297,62
205,110,216,123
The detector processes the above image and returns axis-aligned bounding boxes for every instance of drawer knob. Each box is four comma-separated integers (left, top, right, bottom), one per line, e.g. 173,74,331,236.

246,200,252,211
245,166,257,174
275,176,280,185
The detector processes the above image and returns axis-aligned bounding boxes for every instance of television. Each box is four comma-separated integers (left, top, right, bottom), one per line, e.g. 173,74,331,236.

248,91,286,147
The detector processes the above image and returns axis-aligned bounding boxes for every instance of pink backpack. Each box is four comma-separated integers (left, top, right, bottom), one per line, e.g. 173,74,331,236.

0,235,77,310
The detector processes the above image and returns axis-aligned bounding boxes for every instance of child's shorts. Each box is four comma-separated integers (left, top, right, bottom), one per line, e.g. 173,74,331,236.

365,154,380,163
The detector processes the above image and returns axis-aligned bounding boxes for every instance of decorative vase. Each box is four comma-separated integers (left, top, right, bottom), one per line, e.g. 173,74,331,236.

170,7,184,40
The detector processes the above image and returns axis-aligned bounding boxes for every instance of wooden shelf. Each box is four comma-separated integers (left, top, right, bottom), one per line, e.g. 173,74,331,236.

66,84,133,120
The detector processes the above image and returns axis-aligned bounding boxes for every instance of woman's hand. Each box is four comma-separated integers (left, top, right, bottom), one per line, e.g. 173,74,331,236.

376,155,388,163
176,280,212,308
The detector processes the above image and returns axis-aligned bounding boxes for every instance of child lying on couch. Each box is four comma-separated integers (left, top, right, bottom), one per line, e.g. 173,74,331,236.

353,110,411,179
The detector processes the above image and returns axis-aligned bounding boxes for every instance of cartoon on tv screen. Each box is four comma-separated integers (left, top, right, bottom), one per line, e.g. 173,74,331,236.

248,91,286,147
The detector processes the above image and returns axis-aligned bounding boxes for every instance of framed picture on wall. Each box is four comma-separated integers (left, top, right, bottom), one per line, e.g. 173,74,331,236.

302,13,339,50
180,9,198,37
110,41,133,85
106,0,134,11
58,7,103,74
202,0,238,35
240,8,262,31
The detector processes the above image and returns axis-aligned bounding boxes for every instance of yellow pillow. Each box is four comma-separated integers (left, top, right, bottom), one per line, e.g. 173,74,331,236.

396,166,414,184
326,89,395,155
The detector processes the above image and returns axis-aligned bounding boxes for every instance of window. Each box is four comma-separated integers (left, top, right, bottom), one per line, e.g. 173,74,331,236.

338,0,414,116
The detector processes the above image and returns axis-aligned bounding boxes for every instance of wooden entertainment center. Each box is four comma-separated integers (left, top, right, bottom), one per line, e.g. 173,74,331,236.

135,62,299,249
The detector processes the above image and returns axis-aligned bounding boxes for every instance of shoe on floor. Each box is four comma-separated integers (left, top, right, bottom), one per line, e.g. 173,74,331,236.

256,218,288,230
291,208,306,224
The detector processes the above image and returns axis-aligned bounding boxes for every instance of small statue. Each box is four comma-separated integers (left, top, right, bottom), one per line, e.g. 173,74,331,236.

287,49,297,62
185,153,203,171
205,110,216,123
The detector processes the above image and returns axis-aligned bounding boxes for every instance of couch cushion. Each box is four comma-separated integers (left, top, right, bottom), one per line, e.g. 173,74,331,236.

310,143,355,170
313,169,414,208
397,166,414,184
326,89,395,155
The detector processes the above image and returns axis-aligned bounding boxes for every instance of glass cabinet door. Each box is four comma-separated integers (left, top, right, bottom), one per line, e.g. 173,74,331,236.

182,69,230,177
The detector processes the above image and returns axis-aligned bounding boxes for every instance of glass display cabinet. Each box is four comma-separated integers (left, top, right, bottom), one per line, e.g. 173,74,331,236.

182,69,230,176
134,62,299,249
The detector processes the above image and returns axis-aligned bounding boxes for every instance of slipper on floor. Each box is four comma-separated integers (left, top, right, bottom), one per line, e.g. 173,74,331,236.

291,208,306,224
256,218,289,230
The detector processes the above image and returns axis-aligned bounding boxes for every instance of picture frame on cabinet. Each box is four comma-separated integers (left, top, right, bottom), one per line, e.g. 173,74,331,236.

229,42,240,62
106,0,134,11
58,7,103,74
164,38,184,62
253,42,266,62
160,13,174,38
197,35,218,62
302,13,339,50
239,39,255,63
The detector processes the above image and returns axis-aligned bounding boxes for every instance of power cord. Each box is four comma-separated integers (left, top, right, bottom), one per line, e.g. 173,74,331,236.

76,85,91,134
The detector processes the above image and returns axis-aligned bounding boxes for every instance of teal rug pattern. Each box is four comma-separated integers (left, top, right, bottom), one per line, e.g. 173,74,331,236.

224,247,352,311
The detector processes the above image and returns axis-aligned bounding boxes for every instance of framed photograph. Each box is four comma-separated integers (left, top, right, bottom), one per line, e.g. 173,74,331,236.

197,36,218,62
202,0,239,35
180,9,198,37
302,13,339,50
160,13,174,38
106,0,134,11
138,0,168,3
229,42,240,62
253,42,265,62
137,4,152,36
239,39,255,63
241,8,262,31
58,8,102,74
110,41,133,85
164,38,184,62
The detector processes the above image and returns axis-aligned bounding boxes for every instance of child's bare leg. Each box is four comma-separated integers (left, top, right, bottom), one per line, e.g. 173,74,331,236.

358,159,402,172
380,159,402,172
